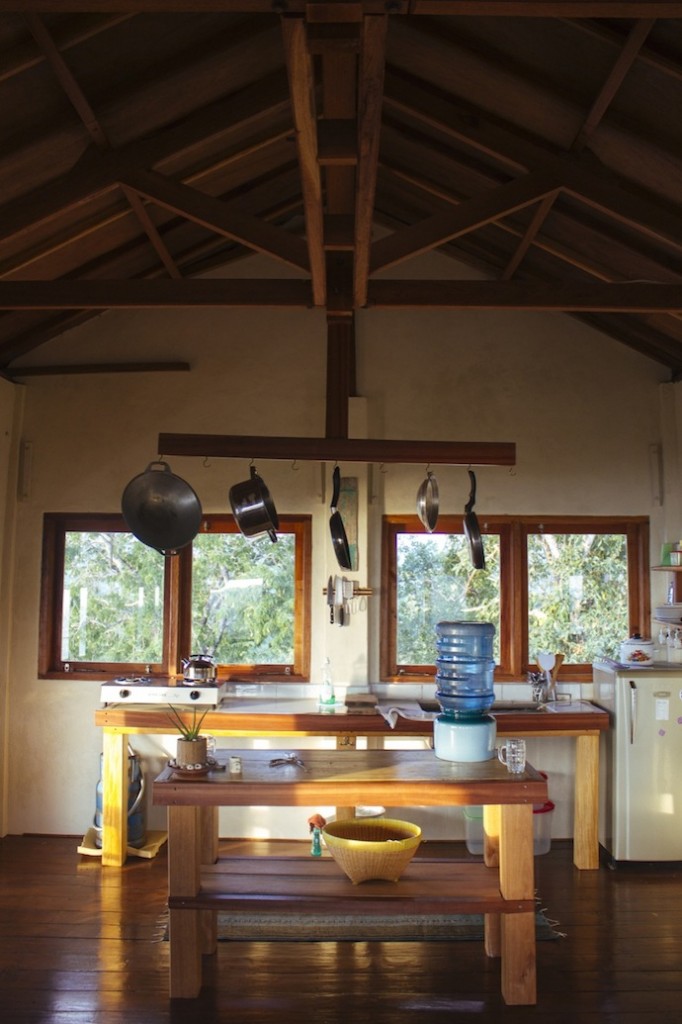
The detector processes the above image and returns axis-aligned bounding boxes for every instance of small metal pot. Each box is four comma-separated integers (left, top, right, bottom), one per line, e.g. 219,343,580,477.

229,465,279,542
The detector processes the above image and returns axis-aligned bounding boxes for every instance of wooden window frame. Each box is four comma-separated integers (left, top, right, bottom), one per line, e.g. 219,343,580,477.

39,512,312,682
381,513,649,684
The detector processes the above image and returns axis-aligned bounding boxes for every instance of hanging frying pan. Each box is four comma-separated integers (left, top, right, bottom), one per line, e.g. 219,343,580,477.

121,461,202,556
463,469,485,570
416,470,439,532
329,466,352,570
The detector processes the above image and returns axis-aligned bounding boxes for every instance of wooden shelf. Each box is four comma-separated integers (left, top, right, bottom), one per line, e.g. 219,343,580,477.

169,855,534,917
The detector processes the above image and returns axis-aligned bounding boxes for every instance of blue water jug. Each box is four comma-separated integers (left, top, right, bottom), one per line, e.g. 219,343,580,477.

434,621,495,718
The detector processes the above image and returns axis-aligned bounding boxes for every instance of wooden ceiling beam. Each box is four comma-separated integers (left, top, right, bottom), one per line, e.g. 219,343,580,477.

354,13,387,308
371,168,566,272
1,278,681,311
282,15,326,305
0,69,292,247
2,2,679,14
118,167,310,271
367,280,682,311
503,18,654,280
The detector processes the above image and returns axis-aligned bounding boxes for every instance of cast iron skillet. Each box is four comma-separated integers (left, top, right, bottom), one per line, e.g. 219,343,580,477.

121,461,202,556
463,469,485,570
329,466,352,570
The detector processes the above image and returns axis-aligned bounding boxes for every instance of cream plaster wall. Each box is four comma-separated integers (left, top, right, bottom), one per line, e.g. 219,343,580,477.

1,250,678,845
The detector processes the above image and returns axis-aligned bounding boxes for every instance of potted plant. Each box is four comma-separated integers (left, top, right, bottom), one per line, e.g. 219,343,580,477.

167,705,210,768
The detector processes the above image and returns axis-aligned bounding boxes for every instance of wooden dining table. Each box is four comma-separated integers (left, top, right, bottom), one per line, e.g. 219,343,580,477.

153,747,549,1005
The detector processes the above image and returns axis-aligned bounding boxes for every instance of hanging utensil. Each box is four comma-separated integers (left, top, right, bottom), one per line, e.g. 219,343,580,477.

416,470,439,532
229,465,279,542
329,466,352,570
463,469,485,570
327,575,335,624
121,460,202,556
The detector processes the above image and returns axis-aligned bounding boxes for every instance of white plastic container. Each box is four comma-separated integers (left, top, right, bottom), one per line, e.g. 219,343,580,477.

464,801,555,856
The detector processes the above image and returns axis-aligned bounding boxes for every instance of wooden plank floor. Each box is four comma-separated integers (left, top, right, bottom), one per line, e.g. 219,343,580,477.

1,835,681,1023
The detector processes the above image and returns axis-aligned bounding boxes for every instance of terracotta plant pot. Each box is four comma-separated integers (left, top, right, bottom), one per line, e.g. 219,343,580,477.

176,737,208,768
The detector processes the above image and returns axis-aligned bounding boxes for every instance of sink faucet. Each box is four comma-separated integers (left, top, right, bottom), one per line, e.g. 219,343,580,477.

528,671,549,704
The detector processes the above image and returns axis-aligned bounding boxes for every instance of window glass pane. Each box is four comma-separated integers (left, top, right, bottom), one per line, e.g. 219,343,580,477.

527,533,628,662
191,532,295,664
396,533,501,664
63,532,164,663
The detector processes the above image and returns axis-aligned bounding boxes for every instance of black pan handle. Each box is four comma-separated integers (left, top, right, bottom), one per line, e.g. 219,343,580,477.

331,466,341,510
465,469,477,514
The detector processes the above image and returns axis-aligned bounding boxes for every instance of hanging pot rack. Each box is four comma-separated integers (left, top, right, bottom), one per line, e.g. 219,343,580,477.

157,432,515,467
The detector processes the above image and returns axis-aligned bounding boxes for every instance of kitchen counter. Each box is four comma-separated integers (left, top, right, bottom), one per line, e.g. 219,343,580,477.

94,698,608,870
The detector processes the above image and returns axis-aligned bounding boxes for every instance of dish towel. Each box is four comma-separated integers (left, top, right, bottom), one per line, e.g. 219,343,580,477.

377,703,438,729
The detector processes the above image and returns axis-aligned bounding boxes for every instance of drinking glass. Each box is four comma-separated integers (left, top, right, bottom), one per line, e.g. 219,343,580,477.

497,738,526,774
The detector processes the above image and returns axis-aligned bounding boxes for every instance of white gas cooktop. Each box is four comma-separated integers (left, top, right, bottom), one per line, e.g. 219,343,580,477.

100,676,228,706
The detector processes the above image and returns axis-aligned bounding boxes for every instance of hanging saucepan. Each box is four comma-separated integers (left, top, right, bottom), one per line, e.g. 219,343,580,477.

463,469,485,570
416,470,439,532
229,465,279,542
121,460,202,556
329,465,352,570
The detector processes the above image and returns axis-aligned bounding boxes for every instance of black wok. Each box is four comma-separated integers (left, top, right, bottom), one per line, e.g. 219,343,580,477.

463,469,485,570
121,461,202,556
329,466,352,571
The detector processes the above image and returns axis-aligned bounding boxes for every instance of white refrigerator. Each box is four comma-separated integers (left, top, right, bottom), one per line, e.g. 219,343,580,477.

593,661,682,862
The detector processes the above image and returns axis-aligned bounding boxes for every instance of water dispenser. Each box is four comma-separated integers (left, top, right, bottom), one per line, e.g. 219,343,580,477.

433,620,497,762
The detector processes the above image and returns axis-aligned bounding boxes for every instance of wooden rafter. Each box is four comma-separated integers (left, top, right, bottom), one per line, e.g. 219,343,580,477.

1,279,680,311
503,17,655,279
282,15,326,304
353,14,387,307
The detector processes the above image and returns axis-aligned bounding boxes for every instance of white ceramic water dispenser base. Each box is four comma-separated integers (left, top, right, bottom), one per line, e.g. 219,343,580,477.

433,715,497,762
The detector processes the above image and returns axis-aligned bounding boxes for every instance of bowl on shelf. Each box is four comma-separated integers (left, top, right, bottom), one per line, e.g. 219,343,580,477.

321,817,422,884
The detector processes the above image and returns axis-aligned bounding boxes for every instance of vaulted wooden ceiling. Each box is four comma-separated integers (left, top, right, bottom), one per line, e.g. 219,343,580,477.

2,1,682,399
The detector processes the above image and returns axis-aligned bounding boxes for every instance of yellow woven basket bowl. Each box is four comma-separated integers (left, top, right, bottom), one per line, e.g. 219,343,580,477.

321,817,422,884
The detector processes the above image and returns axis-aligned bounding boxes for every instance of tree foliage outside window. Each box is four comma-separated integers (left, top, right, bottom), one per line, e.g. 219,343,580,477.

383,514,647,681
63,531,164,663
397,533,501,664
41,513,311,679
191,533,295,664
527,533,628,663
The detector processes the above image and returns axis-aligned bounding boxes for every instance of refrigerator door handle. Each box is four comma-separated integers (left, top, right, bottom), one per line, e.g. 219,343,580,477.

629,679,637,744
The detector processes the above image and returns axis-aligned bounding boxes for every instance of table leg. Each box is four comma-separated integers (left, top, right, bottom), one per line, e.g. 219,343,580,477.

168,805,203,998
499,804,536,1006
101,730,127,867
573,732,600,870
199,807,219,954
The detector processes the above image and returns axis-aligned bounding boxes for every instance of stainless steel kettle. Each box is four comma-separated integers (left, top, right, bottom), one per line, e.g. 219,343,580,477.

182,654,217,682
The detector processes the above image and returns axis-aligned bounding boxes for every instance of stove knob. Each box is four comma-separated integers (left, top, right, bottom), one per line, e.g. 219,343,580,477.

118,689,130,699
189,690,201,700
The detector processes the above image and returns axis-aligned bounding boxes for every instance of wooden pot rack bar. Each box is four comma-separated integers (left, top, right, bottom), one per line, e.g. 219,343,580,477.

157,433,516,466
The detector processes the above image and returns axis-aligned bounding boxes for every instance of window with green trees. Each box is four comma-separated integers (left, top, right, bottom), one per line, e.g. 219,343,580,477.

381,514,649,682
40,513,311,680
